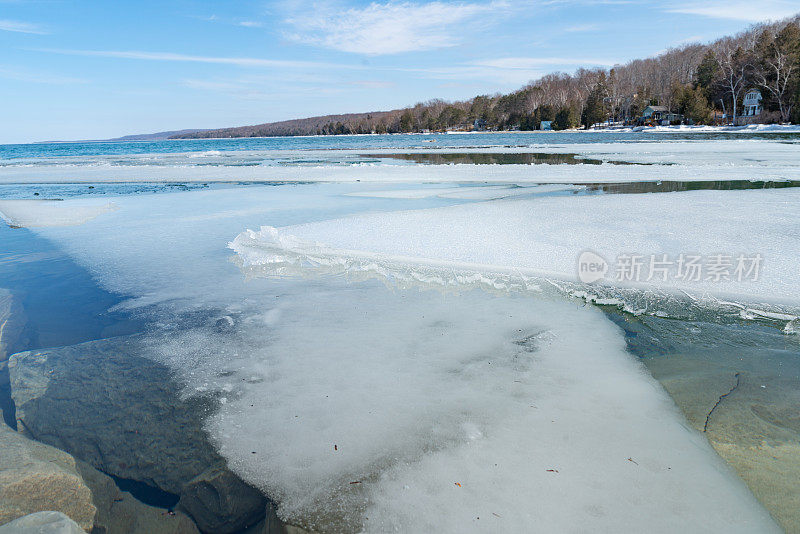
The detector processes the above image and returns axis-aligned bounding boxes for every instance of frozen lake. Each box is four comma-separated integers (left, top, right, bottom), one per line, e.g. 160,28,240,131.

0,133,798,533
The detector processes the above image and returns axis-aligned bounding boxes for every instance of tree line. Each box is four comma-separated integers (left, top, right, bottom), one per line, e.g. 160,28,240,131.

175,15,800,139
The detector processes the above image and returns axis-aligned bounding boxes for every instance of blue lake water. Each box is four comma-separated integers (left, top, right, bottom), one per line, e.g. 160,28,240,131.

2,130,800,161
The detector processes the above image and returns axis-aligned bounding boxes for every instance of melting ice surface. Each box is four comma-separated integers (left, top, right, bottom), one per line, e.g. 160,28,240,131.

232,188,800,322
0,183,784,532
3,138,800,184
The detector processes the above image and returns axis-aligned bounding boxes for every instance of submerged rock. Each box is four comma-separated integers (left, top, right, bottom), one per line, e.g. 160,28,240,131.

7,336,269,532
0,288,26,426
75,461,198,534
0,289,26,363
0,421,96,530
243,508,310,534
637,317,800,533
177,466,265,534
0,511,85,534
0,413,199,534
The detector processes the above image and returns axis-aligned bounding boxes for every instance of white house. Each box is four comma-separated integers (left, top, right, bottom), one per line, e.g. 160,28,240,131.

743,90,762,117
540,120,552,131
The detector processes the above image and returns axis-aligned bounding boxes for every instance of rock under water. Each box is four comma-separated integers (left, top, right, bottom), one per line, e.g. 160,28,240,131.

7,335,270,533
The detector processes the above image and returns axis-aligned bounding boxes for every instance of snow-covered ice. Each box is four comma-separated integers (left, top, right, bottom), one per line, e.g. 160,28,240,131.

1,183,785,532
202,289,777,533
625,123,800,134
344,184,580,200
232,188,800,313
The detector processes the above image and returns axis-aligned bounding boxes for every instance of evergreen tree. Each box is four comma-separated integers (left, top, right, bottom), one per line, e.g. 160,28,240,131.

696,50,720,90
673,84,713,124
582,73,608,128
399,111,415,133
553,106,579,130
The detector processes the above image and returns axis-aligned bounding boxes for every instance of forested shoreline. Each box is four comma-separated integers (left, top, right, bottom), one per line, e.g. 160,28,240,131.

175,15,800,138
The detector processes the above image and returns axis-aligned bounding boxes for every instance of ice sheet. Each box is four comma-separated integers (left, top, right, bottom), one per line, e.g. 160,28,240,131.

4,184,783,532
232,188,800,314
344,184,579,200
4,161,799,184
626,124,800,133
0,199,118,227
195,290,778,533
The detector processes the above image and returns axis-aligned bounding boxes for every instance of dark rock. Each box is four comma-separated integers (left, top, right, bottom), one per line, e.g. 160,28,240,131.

243,505,309,534
7,336,270,533
177,466,266,534
0,289,26,363
8,337,217,494
75,460,198,534
0,288,26,427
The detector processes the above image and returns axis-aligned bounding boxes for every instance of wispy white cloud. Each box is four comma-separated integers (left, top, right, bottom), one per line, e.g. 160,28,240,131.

285,1,508,55
31,48,360,70
419,65,546,85
0,19,47,34
349,80,395,88
540,0,641,5
31,47,615,88
665,1,800,22
398,56,618,85
472,57,616,69
182,79,248,92
191,14,266,28
671,34,707,46
0,66,86,84
563,23,599,33
182,77,346,100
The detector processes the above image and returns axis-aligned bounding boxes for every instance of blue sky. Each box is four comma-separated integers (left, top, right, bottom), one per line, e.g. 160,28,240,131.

2,0,799,143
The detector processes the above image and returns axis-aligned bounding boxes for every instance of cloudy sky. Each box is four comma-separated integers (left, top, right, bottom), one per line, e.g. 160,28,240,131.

1,0,798,143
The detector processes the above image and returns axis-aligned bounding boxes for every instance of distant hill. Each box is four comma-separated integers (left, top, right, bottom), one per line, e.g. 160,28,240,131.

112,129,209,141
171,111,399,139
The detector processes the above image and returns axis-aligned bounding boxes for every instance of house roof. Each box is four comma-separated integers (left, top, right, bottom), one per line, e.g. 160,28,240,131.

644,105,668,111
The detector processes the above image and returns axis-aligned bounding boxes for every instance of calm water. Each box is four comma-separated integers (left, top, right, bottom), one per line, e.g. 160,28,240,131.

2,131,800,161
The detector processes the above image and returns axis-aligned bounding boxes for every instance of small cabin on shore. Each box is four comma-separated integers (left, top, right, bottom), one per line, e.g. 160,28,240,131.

640,105,683,125
642,105,668,121
472,119,487,131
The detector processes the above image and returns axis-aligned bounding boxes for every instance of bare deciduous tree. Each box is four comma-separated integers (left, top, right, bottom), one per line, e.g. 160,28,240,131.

715,42,753,124
753,25,800,122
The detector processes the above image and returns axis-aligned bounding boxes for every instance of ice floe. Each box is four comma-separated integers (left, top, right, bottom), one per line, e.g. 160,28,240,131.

232,188,800,314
